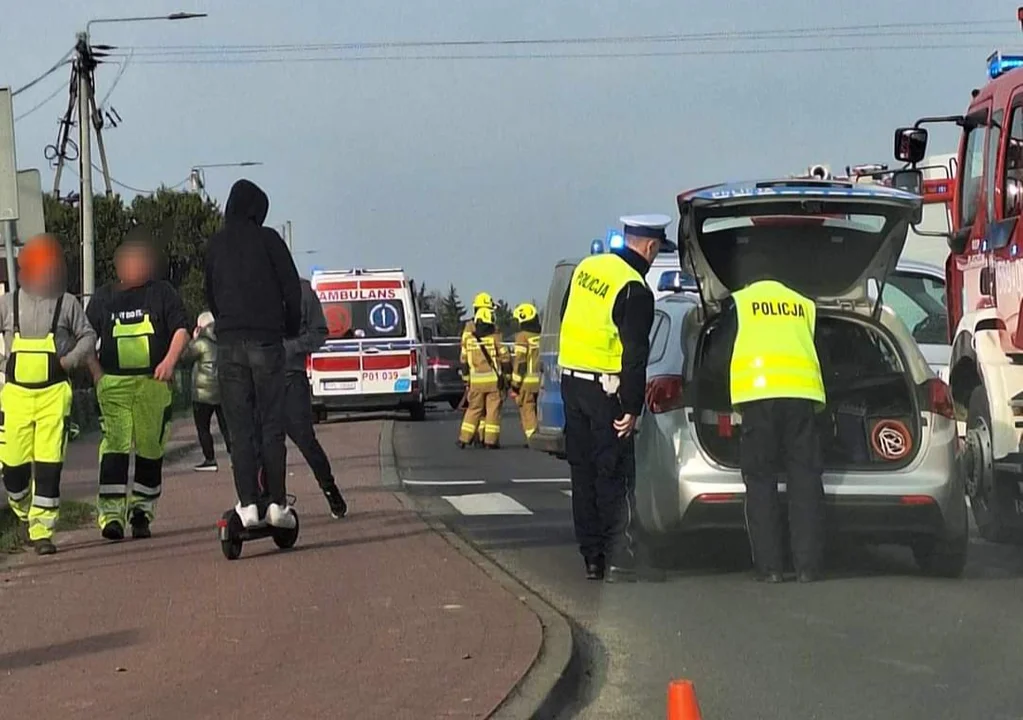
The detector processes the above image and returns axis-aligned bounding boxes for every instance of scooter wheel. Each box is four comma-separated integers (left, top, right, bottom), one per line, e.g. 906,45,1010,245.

272,511,300,550
221,511,244,560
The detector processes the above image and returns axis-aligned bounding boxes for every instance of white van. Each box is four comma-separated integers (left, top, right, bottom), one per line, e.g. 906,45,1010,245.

309,268,427,421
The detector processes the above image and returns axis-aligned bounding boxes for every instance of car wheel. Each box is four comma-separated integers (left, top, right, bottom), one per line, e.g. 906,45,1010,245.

409,402,427,422
911,508,968,578
965,387,1021,544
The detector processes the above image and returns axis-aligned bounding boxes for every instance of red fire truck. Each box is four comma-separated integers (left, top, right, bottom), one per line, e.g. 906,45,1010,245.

894,7,1023,543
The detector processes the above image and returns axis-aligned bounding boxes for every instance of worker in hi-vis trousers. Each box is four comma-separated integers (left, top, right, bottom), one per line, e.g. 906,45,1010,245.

86,232,190,541
460,291,495,446
458,306,509,449
0,235,96,555
509,302,541,443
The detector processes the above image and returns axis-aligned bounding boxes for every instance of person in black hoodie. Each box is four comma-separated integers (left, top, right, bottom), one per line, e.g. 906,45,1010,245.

205,179,302,530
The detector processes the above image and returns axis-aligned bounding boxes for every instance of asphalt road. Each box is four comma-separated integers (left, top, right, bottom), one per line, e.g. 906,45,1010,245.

394,407,1023,720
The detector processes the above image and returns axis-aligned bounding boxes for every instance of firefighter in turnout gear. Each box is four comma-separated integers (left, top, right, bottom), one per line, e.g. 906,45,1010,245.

706,276,826,583
86,233,191,541
458,306,510,449
509,302,541,443
460,291,495,446
559,214,663,582
0,235,96,555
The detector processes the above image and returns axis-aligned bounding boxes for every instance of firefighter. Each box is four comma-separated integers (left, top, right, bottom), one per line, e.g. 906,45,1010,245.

86,232,191,541
460,291,494,446
706,274,826,583
509,302,541,444
559,215,664,582
457,306,509,449
0,234,96,555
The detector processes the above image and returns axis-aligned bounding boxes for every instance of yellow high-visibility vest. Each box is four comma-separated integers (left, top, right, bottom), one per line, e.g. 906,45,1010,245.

558,254,644,373
729,280,825,406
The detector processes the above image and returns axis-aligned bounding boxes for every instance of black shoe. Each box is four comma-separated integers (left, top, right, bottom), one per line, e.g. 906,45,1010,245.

456,441,467,450
485,442,501,450
756,571,785,584
34,538,57,555
797,570,821,584
101,521,125,541
130,510,152,539
584,556,605,580
471,437,484,448
194,459,218,472
324,484,348,519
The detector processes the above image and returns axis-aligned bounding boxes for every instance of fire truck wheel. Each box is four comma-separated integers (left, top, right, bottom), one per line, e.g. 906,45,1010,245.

966,387,1023,544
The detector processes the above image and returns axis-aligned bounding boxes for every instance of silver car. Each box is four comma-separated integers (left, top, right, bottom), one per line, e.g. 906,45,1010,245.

634,181,967,577
879,259,950,382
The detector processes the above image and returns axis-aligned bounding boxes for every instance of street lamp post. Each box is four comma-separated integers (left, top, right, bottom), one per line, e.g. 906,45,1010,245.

78,11,206,307
188,161,263,196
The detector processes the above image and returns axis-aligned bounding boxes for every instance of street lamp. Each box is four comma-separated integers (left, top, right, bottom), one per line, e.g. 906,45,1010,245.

78,11,206,308
189,162,263,195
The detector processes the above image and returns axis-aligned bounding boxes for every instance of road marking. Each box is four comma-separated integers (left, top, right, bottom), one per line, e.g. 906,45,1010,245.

511,477,571,484
562,489,572,497
442,492,533,516
403,479,486,486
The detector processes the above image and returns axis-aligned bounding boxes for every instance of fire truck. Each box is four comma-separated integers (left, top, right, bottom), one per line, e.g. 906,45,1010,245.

894,7,1023,543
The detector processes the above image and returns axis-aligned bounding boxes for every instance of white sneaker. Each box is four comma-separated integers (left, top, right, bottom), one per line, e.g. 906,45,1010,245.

235,502,262,529
267,502,297,530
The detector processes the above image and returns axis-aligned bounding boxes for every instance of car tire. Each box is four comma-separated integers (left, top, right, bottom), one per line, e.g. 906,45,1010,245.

966,387,1021,544
911,507,968,578
409,402,427,422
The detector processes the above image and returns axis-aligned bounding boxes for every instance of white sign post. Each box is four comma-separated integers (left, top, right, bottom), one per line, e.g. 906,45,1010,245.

0,87,19,293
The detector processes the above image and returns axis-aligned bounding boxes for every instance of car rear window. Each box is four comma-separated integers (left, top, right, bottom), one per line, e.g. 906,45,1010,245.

648,311,670,365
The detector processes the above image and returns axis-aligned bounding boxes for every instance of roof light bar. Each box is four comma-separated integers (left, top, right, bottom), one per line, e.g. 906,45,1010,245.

988,50,1023,79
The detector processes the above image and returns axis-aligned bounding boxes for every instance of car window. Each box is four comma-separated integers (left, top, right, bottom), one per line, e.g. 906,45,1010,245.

882,272,948,345
1005,102,1023,218
647,311,669,365
542,263,576,338
960,109,989,228
987,109,1004,223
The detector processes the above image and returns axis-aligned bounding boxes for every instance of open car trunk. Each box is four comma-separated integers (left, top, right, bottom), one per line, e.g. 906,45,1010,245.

693,312,922,470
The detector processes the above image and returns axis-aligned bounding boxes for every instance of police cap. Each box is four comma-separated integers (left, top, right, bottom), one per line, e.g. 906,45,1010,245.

620,214,671,241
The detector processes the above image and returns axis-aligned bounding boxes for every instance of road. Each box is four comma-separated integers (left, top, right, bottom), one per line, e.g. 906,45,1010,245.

395,406,1023,719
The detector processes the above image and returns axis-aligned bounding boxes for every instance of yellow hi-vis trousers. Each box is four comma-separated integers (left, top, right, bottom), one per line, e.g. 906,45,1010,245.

459,389,502,446
96,375,173,529
0,381,73,541
514,389,538,439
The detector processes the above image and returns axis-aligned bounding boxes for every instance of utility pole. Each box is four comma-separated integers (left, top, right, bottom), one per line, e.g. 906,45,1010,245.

76,33,95,307
285,220,293,251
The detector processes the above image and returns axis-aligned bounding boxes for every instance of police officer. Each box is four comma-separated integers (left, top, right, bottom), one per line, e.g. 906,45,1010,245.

460,292,495,446
86,232,191,541
559,214,664,581
710,275,826,583
0,235,96,555
509,303,541,444
457,306,510,449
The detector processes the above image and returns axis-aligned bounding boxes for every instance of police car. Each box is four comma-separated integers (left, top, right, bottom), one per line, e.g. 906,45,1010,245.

308,268,428,421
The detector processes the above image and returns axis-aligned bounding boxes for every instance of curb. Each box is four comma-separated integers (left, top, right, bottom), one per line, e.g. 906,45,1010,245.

378,420,575,720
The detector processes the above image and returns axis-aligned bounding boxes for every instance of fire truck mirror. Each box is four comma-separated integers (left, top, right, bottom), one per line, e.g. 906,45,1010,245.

894,127,928,164
980,266,995,296
948,227,971,255
892,169,923,196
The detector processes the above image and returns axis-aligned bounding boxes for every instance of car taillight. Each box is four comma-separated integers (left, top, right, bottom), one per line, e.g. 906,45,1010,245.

645,375,684,414
927,378,954,419
305,355,312,377
410,349,418,375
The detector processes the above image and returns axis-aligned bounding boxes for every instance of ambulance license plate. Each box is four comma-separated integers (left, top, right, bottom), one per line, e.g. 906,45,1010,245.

323,380,356,392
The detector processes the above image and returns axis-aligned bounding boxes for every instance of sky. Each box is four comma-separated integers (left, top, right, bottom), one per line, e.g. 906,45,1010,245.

2,0,1019,304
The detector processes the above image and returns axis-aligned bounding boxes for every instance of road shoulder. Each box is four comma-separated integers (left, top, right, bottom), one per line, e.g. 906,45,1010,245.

380,419,576,719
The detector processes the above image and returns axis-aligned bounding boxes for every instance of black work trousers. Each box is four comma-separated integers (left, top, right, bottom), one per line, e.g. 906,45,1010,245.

285,372,334,490
193,402,231,461
739,397,825,575
561,374,636,566
218,340,288,507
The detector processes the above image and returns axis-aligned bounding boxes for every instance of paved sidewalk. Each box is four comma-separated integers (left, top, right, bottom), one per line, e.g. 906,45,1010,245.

0,419,542,720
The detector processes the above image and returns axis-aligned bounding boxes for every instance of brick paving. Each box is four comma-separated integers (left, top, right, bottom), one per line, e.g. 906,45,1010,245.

0,419,542,720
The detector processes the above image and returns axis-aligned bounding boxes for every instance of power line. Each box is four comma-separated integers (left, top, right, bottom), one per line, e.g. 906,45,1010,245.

12,48,75,96
105,41,1014,65
99,49,134,109
15,78,68,122
65,162,189,195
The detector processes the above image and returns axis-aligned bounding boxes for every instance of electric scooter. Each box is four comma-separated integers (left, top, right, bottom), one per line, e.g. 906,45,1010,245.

218,467,300,560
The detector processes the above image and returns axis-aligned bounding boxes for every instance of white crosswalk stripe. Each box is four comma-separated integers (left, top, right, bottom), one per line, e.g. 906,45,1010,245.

562,489,572,498
442,492,533,516
511,477,571,484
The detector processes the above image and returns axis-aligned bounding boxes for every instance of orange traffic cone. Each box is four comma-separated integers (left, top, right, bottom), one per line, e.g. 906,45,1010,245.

667,679,702,720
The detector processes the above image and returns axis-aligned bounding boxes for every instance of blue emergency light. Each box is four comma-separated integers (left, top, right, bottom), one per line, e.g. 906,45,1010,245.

310,264,325,275
590,239,604,254
988,51,1023,79
607,228,624,250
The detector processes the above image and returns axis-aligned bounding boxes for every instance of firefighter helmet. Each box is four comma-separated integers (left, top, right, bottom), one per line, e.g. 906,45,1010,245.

472,292,494,309
513,303,538,323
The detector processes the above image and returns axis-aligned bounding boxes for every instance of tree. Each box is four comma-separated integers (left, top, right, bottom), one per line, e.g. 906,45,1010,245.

493,298,515,338
43,189,223,322
438,284,466,336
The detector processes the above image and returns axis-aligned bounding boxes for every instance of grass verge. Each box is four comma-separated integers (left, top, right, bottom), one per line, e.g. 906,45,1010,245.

0,500,96,553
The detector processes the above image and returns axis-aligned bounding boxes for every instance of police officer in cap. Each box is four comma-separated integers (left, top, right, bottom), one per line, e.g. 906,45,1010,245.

558,214,665,581
705,270,826,583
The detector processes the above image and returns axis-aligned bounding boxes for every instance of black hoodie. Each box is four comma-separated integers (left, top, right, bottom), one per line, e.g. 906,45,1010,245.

205,179,302,344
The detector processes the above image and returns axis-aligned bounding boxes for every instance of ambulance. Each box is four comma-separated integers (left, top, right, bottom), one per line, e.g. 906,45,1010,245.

309,268,427,421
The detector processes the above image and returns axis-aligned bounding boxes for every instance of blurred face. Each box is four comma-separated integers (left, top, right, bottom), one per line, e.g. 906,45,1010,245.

115,244,153,287
20,263,63,295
